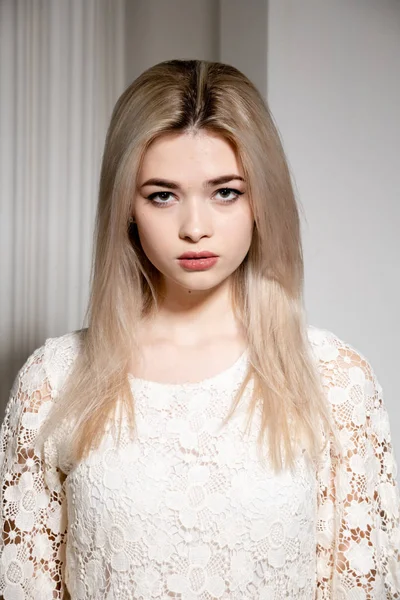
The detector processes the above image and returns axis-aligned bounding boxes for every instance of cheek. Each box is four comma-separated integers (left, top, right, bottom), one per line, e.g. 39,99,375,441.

224,213,254,251
136,218,171,262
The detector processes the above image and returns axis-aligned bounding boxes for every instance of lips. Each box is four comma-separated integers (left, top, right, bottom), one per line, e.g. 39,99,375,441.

178,251,218,259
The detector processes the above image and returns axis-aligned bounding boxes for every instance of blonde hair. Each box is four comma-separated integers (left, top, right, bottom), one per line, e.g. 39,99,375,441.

38,59,339,473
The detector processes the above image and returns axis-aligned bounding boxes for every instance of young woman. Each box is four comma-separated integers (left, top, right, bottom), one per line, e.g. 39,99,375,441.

0,59,399,599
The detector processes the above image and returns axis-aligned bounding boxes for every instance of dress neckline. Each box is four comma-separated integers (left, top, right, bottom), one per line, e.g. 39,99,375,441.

127,347,249,390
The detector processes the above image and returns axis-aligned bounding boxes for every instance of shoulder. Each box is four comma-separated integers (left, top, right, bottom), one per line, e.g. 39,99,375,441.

3,329,85,462
306,323,375,375
9,329,85,409
0,330,85,478
41,328,85,393
307,323,367,358
306,324,381,429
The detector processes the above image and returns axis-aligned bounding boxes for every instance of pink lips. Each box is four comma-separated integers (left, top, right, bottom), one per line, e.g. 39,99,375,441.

177,251,219,271
178,251,218,259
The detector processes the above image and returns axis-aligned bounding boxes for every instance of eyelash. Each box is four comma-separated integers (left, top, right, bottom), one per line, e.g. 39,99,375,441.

145,188,244,207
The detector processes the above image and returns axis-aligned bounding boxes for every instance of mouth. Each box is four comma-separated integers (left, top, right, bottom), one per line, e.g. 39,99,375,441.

177,254,219,271
178,251,218,259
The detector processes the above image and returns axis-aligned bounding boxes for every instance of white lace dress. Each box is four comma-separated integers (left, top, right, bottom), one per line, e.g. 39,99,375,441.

0,325,399,599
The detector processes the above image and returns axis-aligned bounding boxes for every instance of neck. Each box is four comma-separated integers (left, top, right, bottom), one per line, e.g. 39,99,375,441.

141,278,243,345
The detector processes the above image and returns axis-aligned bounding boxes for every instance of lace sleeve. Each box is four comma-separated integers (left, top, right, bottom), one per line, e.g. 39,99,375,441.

0,345,68,599
316,342,400,598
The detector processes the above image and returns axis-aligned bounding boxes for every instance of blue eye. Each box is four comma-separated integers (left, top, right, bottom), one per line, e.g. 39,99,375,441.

146,188,244,207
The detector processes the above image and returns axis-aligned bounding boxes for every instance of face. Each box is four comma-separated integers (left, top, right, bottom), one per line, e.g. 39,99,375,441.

133,130,254,298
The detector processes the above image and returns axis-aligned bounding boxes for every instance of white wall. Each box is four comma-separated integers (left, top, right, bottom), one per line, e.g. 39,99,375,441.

124,0,268,96
125,0,219,85
266,0,400,462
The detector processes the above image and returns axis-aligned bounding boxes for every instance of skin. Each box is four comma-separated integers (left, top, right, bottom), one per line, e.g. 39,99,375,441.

132,129,254,356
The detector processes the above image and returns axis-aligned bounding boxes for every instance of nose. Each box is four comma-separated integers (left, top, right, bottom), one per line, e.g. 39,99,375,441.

178,198,214,242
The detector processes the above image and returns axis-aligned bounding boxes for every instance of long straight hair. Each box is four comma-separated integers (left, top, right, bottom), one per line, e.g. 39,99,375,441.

37,60,339,473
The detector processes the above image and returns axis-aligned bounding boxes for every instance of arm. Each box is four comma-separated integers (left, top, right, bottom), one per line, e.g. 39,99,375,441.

316,344,400,598
0,345,69,599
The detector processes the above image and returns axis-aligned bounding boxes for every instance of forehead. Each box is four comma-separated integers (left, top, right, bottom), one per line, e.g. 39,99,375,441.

139,131,243,180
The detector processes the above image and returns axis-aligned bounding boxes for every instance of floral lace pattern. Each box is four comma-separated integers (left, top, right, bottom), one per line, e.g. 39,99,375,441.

0,326,399,599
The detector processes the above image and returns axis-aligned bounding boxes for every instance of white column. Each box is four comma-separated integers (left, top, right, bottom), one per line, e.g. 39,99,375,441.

0,0,126,409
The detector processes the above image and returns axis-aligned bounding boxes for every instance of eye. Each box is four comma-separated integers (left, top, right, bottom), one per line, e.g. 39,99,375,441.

145,187,244,207
214,188,244,203
145,191,174,207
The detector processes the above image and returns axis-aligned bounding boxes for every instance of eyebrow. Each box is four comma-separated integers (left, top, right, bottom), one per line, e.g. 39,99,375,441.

139,174,246,190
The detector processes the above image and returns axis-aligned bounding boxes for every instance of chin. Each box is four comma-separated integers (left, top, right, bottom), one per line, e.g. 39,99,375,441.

176,273,234,292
